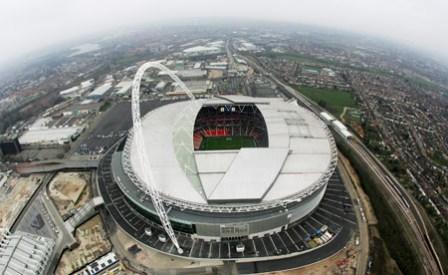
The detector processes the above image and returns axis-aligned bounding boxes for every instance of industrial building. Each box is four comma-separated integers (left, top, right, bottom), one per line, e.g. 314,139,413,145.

0,137,22,155
114,79,133,96
59,86,81,98
18,117,82,147
86,83,113,101
183,46,222,57
0,231,55,275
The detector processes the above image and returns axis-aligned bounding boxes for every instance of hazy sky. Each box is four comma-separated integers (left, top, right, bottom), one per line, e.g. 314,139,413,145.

1,0,448,65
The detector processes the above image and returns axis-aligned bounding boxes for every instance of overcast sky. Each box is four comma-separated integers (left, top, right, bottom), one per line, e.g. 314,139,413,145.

1,0,447,66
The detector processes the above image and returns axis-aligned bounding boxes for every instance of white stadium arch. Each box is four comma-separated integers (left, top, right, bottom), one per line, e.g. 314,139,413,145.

131,61,196,254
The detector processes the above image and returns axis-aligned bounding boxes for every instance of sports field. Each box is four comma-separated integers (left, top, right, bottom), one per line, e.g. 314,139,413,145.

296,86,356,116
200,136,256,150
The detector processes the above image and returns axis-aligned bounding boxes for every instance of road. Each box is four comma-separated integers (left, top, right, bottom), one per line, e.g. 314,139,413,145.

15,159,99,174
338,158,369,275
241,54,445,275
41,188,78,274
226,40,236,71
10,173,54,231
10,172,78,274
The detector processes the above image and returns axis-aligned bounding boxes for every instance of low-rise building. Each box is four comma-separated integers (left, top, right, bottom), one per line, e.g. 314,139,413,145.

59,86,81,98
87,83,113,101
0,231,55,275
114,79,133,96
0,137,22,155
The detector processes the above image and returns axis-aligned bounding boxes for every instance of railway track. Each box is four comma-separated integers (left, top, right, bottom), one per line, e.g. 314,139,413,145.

241,54,445,275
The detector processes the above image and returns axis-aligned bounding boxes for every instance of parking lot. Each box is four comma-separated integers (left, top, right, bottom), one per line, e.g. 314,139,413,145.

73,99,180,155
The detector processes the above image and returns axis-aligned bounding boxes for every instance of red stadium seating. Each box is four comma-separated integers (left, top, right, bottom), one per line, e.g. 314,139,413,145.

193,105,268,150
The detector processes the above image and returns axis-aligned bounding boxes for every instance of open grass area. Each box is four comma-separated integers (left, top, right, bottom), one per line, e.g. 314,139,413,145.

200,136,256,150
266,51,393,77
295,86,357,116
266,51,445,93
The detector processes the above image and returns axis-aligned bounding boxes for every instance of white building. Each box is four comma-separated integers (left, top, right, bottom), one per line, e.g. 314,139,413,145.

87,83,113,100
0,231,55,275
81,79,95,90
59,86,80,98
115,79,133,96
19,117,81,146
183,46,221,57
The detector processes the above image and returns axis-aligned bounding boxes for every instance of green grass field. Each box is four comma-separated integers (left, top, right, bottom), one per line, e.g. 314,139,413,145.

296,86,357,116
200,136,256,150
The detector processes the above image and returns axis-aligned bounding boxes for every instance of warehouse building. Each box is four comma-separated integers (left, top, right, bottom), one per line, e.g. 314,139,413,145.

0,231,55,275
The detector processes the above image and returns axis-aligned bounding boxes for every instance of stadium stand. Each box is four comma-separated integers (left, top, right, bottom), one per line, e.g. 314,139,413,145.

193,104,268,150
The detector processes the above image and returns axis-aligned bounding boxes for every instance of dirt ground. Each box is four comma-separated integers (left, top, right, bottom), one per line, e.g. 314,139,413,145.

339,155,401,275
351,124,365,139
56,215,112,275
48,172,91,217
340,156,377,225
111,226,222,272
0,174,42,230
269,238,358,275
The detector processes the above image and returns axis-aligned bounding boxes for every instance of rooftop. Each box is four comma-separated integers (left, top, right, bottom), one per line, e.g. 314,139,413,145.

88,83,113,98
115,79,132,95
19,127,80,144
124,96,336,205
0,231,54,275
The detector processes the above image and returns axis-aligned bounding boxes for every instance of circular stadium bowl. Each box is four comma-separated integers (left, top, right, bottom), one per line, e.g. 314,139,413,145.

110,95,338,239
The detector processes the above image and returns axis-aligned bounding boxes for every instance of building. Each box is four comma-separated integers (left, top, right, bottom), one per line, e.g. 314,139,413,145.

85,252,118,275
87,83,113,101
80,79,95,90
62,101,101,116
114,79,133,96
158,69,207,81
98,95,356,261
0,137,22,155
182,45,222,57
59,86,80,98
177,69,207,80
18,117,82,147
167,80,209,96
0,231,55,275
154,81,167,92
19,127,81,147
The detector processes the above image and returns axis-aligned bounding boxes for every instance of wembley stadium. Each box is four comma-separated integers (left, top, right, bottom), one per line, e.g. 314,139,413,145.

97,63,356,266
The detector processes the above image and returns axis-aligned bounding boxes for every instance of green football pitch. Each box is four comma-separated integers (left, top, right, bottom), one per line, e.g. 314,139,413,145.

199,136,257,150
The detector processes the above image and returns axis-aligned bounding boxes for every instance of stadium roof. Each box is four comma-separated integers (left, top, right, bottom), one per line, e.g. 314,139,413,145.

125,96,336,205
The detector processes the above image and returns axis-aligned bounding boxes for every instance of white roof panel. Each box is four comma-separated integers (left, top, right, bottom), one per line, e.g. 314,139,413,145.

199,173,225,197
289,137,331,154
264,173,323,200
195,151,238,173
130,101,206,203
268,135,290,148
282,154,331,173
207,148,289,202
